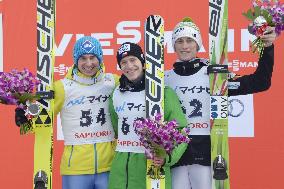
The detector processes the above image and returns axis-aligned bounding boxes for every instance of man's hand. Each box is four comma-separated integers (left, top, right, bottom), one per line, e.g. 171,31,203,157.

261,26,277,47
152,155,165,166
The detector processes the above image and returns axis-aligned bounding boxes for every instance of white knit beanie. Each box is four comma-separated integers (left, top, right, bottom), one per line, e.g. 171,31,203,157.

172,17,203,51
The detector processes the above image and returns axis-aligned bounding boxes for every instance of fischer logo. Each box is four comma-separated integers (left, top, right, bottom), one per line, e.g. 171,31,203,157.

37,0,54,109
145,16,164,117
228,60,258,72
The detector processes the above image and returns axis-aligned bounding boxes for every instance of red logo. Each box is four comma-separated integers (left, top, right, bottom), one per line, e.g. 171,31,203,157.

189,122,209,129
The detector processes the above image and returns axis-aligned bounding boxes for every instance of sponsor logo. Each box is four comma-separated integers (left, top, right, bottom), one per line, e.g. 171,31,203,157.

228,59,258,71
81,40,95,53
174,27,185,35
67,96,86,107
117,139,143,147
145,15,164,117
211,96,228,119
74,130,112,139
54,64,70,76
189,122,209,129
118,43,131,54
228,82,240,90
37,0,54,109
228,98,244,117
209,0,223,37
54,27,258,61
115,102,126,113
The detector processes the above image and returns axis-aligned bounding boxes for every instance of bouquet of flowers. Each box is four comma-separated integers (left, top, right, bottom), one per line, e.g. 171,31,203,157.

133,114,190,179
242,0,284,56
0,68,40,134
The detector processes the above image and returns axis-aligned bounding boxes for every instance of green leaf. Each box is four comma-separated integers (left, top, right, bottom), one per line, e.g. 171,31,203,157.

13,93,40,104
242,9,254,20
261,9,274,25
254,6,261,17
152,143,167,158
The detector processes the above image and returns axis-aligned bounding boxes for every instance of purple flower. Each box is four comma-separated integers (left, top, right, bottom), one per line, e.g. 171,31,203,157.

0,69,40,106
133,114,191,159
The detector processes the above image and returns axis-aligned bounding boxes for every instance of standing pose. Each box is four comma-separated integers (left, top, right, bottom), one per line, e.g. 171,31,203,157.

108,42,188,189
15,36,119,189
166,18,276,189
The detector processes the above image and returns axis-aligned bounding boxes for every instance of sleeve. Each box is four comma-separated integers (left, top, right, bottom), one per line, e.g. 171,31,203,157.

53,80,65,116
228,45,274,96
109,90,119,138
164,86,188,166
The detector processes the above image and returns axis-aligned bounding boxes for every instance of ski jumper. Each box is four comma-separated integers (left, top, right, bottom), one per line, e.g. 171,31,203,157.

53,68,119,175
108,85,188,189
165,45,274,189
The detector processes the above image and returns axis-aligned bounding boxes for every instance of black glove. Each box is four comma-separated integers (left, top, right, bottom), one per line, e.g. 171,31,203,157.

15,108,29,127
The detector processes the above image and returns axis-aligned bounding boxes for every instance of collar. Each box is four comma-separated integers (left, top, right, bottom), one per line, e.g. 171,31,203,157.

119,74,145,92
72,67,104,85
173,58,208,76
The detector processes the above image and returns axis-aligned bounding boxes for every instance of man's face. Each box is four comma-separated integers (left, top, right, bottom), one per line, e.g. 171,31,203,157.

77,54,100,76
174,37,198,61
120,55,144,82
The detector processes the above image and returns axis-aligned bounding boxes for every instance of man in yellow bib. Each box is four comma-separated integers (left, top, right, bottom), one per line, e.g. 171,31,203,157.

15,36,119,189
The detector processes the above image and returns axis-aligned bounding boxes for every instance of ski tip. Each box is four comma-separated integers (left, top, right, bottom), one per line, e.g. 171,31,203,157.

146,15,163,20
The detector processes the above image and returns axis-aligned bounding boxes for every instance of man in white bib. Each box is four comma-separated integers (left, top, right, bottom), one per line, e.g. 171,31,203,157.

166,18,277,189
108,42,188,189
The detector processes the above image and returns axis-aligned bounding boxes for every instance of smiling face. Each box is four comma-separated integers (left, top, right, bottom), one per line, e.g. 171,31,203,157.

174,37,198,61
120,55,144,82
77,54,100,77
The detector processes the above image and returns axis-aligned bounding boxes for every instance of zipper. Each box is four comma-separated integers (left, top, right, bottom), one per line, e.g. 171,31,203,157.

68,145,74,167
94,143,98,173
125,152,130,189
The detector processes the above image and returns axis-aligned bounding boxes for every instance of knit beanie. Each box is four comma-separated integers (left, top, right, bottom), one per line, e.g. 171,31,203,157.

116,42,145,68
172,17,203,51
73,36,103,65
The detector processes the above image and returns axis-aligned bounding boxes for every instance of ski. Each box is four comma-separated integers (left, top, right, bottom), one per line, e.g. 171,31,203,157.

33,0,56,189
208,0,230,189
145,15,165,189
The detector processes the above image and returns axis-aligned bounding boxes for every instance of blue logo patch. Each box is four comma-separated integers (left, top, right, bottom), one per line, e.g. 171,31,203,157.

81,40,95,53
67,96,86,107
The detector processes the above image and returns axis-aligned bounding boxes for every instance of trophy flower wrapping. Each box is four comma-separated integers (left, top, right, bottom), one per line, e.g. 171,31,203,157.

243,0,284,56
